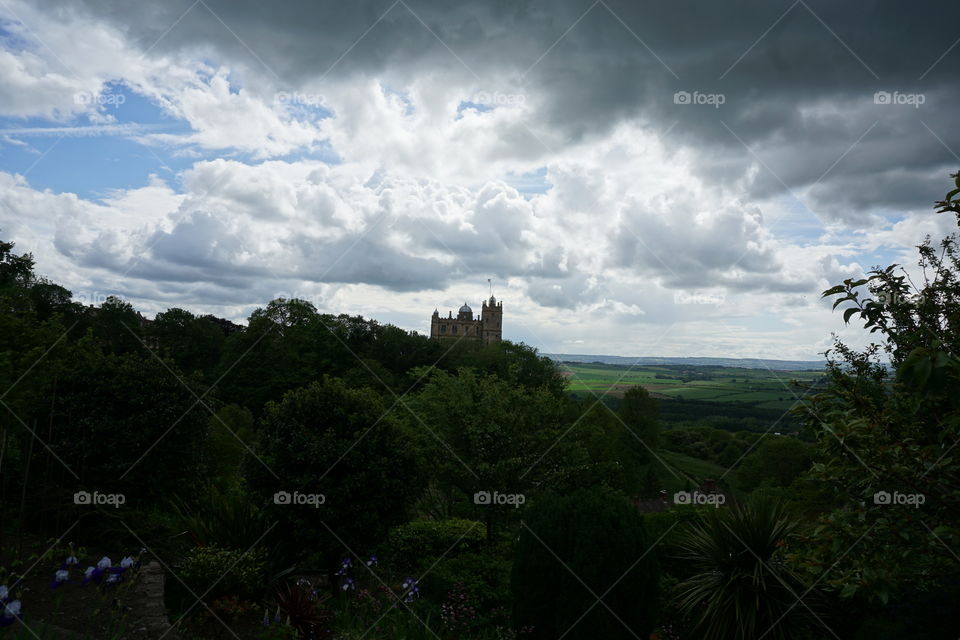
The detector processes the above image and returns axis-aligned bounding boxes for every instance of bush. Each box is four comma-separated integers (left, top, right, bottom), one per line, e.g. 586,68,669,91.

177,545,267,603
511,488,660,640
424,550,512,615
385,518,485,571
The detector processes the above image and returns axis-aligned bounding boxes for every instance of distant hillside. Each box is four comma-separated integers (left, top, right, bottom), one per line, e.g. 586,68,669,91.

545,353,826,371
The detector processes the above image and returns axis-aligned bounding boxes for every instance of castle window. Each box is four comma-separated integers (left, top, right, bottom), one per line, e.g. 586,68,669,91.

440,325,446,334
452,325,458,334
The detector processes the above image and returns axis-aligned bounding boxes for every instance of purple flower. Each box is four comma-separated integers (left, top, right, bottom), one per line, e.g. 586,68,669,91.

366,555,378,567
0,585,8,601
341,577,355,591
0,600,21,627
82,566,105,586
96,557,112,570
401,578,420,602
49,569,70,589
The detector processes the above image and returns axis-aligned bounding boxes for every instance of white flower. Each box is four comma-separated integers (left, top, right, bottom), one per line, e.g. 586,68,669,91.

55,569,69,583
84,567,95,578
3,600,20,618
105,573,119,584
97,557,112,570
65,556,79,566
120,556,134,569
0,585,7,599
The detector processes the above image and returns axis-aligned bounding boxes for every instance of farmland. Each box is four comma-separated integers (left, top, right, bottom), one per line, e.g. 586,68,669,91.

559,361,825,412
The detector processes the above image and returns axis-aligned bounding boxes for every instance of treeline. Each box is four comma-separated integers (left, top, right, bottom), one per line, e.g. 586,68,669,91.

0,235,662,542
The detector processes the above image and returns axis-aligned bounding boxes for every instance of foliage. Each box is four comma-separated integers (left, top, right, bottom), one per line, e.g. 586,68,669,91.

794,173,960,605
272,581,334,639
244,377,423,580
511,487,659,640
169,485,266,550
385,519,486,571
673,493,821,640
424,550,512,619
408,368,599,538
736,436,814,490
177,545,267,603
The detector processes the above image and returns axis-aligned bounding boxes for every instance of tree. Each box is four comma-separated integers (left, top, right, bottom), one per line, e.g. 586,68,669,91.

243,376,422,591
511,487,660,640
737,436,813,491
148,308,226,378
90,295,144,355
792,173,960,616
408,368,593,537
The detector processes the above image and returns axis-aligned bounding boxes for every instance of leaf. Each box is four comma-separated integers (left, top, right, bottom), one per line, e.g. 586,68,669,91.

822,285,846,297
840,583,858,598
843,308,859,324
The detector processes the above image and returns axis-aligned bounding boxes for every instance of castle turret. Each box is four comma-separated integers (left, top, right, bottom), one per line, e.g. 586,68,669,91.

481,295,502,344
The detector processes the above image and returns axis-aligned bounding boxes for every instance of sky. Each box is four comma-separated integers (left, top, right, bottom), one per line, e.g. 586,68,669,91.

1,0,958,360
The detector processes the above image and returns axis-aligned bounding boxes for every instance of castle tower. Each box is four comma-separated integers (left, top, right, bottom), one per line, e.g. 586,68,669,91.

481,295,502,344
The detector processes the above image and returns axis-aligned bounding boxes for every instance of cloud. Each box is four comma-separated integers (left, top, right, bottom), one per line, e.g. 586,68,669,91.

1,0,958,358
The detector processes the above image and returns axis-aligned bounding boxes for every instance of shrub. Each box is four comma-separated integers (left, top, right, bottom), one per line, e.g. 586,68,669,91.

177,545,267,603
423,551,512,617
385,519,485,571
511,488,660,639
673,493,819,639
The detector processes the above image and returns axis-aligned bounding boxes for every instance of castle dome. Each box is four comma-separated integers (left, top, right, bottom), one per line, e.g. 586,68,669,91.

459,302,472,314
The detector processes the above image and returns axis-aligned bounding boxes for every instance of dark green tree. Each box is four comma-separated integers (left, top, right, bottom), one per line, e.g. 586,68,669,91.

408,368,594,537
148,307,226,377
737,436,813,491
243,376,422,591
511,487,660,640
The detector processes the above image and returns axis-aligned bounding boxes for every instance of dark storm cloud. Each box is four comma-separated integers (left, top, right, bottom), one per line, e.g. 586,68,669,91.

56,0,960,221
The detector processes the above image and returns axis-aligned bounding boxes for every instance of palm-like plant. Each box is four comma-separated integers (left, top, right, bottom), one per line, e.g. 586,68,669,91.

673,494,822,640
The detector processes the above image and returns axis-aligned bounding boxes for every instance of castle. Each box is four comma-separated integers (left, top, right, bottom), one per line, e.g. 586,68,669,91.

430,296,502,343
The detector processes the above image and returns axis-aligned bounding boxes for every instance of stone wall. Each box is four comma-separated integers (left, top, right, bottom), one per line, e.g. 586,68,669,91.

124,561,181,640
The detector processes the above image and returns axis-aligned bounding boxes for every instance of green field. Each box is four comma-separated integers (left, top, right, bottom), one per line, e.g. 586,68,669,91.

652,450,742,498
560,362,824,412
